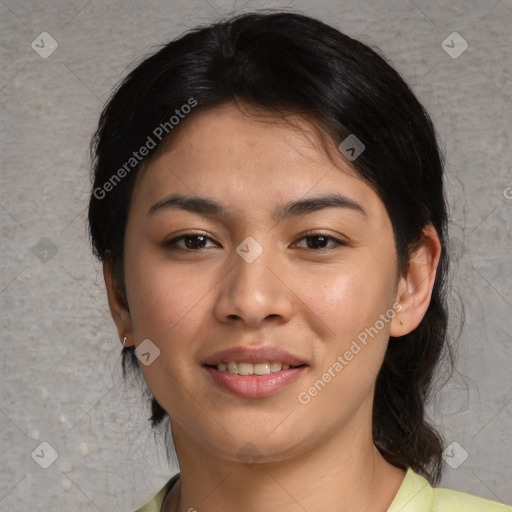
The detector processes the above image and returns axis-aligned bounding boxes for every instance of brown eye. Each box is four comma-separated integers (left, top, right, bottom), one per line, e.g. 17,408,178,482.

162,233,218,250
294,232,346,251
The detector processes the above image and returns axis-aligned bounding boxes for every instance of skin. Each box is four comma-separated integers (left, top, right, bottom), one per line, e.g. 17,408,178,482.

104,102,441,512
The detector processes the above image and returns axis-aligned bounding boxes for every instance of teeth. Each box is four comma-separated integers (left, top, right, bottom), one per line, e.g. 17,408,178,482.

215,361,296,375
254,363,270,375
227,362,239,375
238,362,253,375
269,362,281,372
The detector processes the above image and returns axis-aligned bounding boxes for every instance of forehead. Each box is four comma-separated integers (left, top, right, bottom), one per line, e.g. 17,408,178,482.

149,102,356,178
131,102,384,222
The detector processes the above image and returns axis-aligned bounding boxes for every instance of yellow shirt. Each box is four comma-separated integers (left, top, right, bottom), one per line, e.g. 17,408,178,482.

134,467,511,512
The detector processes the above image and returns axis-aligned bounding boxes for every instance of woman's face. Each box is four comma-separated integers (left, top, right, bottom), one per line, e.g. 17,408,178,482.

119,102,403,462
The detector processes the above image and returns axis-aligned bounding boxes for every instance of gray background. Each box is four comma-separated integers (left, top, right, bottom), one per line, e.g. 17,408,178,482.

1,0,511,511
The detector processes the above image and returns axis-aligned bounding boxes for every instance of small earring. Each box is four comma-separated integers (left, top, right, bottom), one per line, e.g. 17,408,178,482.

122,336,127,347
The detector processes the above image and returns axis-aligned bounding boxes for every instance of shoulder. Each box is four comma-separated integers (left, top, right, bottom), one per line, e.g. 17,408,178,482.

388,467,511,512
133,473,180,512
432,486,511,512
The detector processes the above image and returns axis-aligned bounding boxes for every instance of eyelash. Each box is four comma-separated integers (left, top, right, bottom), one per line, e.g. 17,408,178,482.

162,231,347,252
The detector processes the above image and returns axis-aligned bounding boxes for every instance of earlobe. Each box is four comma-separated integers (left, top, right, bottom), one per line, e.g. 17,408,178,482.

103,253,133,345
390,225,442,337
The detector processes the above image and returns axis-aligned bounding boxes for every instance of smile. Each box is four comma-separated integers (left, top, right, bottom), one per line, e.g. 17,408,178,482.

208,361,306,375
203,363,308,398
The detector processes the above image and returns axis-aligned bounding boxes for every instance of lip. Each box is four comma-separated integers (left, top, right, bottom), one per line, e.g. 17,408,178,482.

203,345,307,366
204,365,308,398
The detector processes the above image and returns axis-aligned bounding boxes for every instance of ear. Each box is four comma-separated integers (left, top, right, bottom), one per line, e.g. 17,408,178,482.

390,225,442,337
103,252,133,346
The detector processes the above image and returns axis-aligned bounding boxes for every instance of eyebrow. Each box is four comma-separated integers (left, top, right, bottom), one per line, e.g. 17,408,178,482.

147,192,366,222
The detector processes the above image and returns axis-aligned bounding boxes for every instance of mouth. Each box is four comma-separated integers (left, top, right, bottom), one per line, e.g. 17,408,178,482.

202,345,309,398
204,361,308,375
203,361,309,398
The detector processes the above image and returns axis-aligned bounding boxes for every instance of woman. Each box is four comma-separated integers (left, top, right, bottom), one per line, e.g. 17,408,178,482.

87,10,510,512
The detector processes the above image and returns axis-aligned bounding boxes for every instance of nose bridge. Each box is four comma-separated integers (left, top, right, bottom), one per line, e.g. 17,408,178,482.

214,234,293,325
232,234,278,300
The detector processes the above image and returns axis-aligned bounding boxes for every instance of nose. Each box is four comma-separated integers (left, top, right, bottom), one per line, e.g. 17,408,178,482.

213,238,295,328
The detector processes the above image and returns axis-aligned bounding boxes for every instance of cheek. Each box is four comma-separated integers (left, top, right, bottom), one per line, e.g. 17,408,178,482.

131,273,207,334
296,270,393,420
299,258,397,402
125,256,214,413
303,259,395,339
124,240,210,334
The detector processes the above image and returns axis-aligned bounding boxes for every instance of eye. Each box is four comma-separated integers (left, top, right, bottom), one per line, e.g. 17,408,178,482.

294,231,346,251
162,232,219,251
162,231,346,252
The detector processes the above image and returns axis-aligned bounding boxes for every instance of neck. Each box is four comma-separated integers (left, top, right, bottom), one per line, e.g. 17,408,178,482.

162,418,406,512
